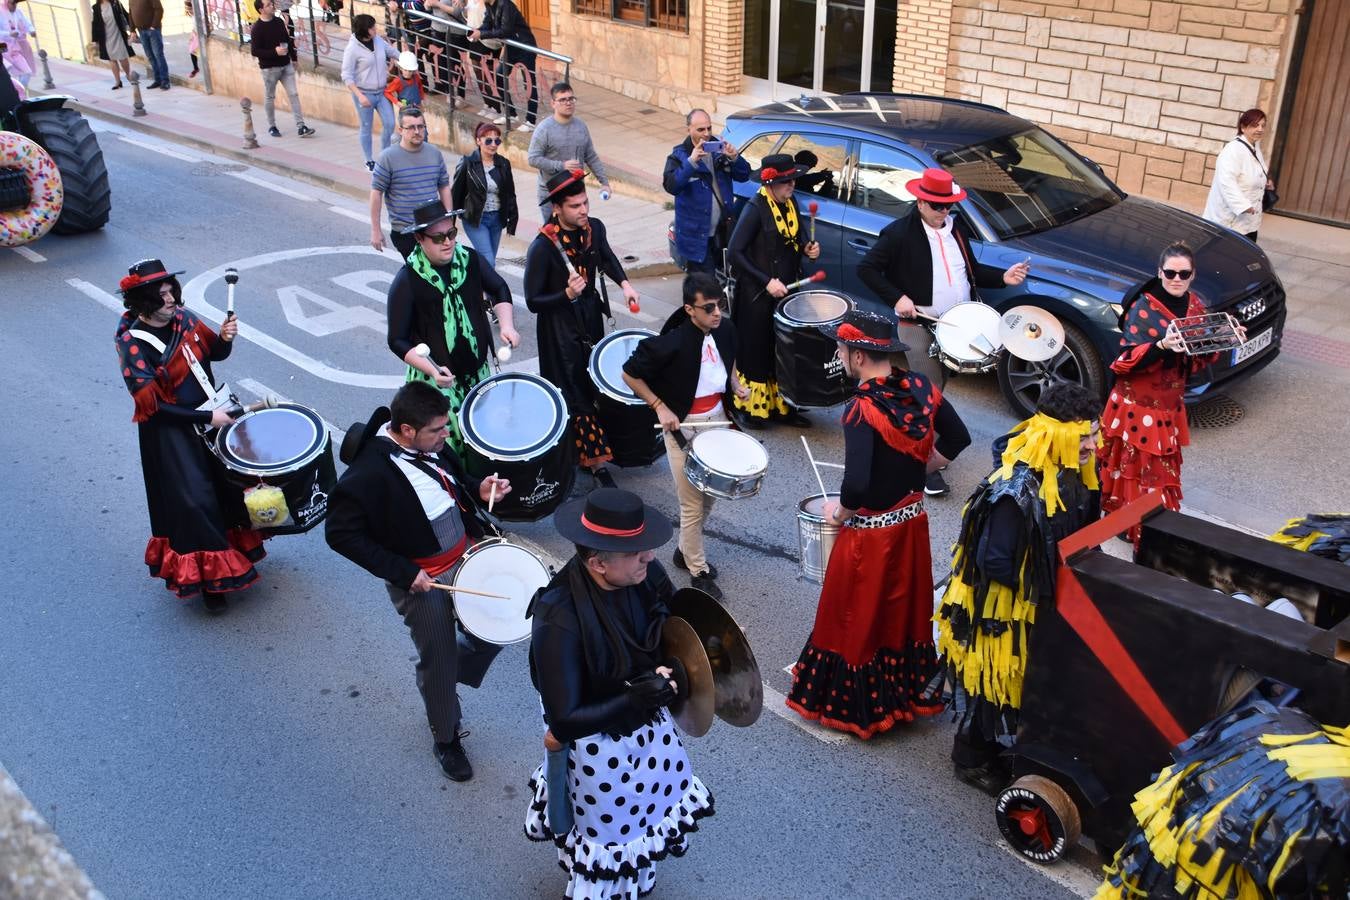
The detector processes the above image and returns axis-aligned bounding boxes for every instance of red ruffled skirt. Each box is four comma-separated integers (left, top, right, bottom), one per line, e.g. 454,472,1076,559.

146,527,266,597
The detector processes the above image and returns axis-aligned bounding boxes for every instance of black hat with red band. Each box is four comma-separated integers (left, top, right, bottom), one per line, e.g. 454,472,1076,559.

818,309,910,354
118,258,185,294
554,488,673,552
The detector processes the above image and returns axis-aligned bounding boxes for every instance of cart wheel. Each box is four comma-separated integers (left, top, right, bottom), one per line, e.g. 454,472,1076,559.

995,775,1081,864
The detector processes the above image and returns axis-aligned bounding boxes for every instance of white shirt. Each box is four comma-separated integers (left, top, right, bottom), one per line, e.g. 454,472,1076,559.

690,333,728,418
923,217,971,315
1202,137,1266,235
383,428,457,520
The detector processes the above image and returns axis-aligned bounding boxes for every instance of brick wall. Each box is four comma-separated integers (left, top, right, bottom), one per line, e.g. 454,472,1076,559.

703,0,743,96
893,0,957,96
942,0,1290,210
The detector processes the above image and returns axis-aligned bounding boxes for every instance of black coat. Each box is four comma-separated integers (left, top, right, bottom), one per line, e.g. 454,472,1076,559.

622,317,738,421
857,209,1005,309
523,218,628,414
325,407,488,591
91,0,136,60
452,150,520,234
385,247,511,378
727,193,812,381
478,0,536,56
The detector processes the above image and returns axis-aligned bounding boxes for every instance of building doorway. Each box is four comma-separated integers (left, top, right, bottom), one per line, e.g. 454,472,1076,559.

742,0,896,98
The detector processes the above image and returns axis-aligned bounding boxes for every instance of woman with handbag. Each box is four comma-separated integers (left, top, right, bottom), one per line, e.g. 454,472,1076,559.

451,121,518,268
1202,108,1276,242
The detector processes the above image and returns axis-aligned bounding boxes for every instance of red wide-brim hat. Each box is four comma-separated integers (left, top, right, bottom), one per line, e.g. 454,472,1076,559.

906,167,967,204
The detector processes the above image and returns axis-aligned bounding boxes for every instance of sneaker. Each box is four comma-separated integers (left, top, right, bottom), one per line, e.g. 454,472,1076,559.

435,733,473,782
267,126,282,138
492,115,508,125
673,548,717,579
924,470,950,497
690,572,723,601
297,125,316,138
189,69,199,78
364,160,376,172
516,121,533,133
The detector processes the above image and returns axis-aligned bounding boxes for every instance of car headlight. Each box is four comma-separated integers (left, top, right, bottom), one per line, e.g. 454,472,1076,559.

1110,303,1124,317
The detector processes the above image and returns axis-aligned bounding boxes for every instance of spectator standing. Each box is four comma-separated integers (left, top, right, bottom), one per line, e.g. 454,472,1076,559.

663,108,751,273
370,105,453,258
249,0,315,138
91,0,135,89
1202,108,1275,242
526,82,608,221
384,50,426,107
470,0,537,132
2,0,38,87
128,0,169,89
342,14,397,172
452,121,519,268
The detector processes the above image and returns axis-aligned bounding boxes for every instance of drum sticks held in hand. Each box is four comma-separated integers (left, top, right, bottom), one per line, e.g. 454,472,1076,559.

783,271,827,292
488,471,500,514
428,582,513,600
800,436,831,503
807,201,818,244
224,267,239,320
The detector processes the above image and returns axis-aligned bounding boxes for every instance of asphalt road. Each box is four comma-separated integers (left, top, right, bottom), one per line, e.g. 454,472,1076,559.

2,122,1344,900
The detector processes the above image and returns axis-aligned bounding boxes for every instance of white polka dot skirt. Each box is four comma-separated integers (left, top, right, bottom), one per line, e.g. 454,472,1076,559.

525,709,715,899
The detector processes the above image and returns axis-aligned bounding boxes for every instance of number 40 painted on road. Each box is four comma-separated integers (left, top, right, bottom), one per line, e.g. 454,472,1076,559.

277,270,392,338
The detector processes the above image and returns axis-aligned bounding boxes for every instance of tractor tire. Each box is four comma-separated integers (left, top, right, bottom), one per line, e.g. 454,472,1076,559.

22,107,111,235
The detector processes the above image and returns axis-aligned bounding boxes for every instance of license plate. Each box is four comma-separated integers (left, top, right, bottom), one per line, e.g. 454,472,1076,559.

1232,328,1273,365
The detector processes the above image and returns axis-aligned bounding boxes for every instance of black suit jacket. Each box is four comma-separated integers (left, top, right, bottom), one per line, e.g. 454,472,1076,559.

857,209,1004,309
325,408,486,591
622,317,738,421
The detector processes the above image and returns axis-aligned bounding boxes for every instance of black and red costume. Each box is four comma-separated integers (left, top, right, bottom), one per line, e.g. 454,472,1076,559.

115,307,265,598
786,369,970,738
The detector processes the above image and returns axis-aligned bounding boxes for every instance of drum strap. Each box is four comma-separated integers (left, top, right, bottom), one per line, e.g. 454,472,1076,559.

396,450,460,502
129,328,217,400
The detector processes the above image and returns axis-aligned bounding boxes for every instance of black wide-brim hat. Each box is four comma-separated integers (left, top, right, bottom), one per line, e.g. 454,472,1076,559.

339,406,391,465
554,488,673,553
755,152,809,185
543,168,588,205
400,199,466,235
118,257,185,294
819,309,910,353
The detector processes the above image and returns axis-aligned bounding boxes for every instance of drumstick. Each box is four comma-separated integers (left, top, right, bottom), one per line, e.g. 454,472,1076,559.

651,420,729,430
800,435,830,503
488,471,499,513
427,582,513,600
224,268,238,320
807,201,818,244
783,271,826,292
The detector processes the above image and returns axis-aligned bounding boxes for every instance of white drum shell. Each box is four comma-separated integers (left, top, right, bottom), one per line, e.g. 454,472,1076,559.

450,540,550,645
797,493,840,583
682,429,768,500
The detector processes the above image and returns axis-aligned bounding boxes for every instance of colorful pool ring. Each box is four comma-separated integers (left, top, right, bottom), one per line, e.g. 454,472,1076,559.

0,132,64,248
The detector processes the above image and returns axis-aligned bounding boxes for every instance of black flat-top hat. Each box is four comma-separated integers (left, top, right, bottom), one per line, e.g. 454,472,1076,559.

820,309,911,354
543,168,588,205
118,258,185,294
400,199,466,235
755,152,809,185
554,488,673,553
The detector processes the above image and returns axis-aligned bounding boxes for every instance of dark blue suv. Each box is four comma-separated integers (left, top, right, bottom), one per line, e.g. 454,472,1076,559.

720,94,1287,417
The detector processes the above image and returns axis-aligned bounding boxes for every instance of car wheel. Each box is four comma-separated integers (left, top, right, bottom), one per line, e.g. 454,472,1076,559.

997,320,1104,419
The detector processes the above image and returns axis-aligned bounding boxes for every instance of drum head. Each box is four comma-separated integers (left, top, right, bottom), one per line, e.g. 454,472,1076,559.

452,541,550,644
589,328,655,405
216,404,327,477
459,373,568,462
775,290,852,327
935,303,1003,363
798,493,840,520
689,429,768,475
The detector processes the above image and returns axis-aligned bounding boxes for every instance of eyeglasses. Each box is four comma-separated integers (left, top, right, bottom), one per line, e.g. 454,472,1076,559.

554,96,576,103
1161,268,1193,280
402,123,427,132
922,201,954,211
692,302,724,314
422,228,458,244
481,137,502,145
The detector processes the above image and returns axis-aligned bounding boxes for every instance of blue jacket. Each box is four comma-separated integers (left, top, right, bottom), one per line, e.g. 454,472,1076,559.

662,137,752,265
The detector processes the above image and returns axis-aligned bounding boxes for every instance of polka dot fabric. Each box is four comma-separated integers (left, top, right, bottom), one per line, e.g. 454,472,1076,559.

525,709,715,899
573,414,614,468
731,373,789,420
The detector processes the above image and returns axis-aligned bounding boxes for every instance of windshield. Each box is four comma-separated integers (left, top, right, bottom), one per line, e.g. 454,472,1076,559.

937,128,1120,239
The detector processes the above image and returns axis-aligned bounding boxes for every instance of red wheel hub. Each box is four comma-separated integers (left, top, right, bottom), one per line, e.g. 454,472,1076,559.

1008,806,1054,852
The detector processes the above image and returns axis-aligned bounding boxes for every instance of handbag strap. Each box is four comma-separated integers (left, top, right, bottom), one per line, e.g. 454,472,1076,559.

1237,138,1268,178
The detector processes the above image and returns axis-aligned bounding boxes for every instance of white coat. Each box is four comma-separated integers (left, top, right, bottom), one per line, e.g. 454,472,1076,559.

1202,136,1267,236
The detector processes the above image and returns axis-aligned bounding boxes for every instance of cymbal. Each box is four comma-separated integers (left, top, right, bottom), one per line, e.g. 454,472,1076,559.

669,588,764,727
999,305,1066,362
662,615,715,738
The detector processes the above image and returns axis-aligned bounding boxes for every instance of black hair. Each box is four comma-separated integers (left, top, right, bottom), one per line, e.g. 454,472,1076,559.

845,346,890,365
550,81,573,98
352,13,375,37
389,381,450,431
122,277,181,318
681,271,723,308
1157,241,1194,270
1036,380,1101,423
575,545,617,564
398,105,424,126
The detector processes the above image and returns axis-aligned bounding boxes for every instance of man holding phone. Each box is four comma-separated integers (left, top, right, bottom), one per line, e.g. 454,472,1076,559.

663,108,751,274
249,0,315,139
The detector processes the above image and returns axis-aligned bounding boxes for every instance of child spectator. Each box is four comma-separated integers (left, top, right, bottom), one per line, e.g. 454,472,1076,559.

385,50,426,107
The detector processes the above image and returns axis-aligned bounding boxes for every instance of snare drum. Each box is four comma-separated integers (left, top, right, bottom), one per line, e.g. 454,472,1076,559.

796,493,840,583
774,290,853,408
451,539,550,645
458,372,575,522
683,428,768,500
589,328,665,468
930,302,1003,373
214,402,336,534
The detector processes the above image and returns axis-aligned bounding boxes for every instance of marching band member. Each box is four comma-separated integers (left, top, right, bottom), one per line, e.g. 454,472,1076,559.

114,258,264,613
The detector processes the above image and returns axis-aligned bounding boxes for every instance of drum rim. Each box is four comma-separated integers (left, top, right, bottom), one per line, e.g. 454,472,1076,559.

798,492,841,519
458,373,568,462
452,540,550,644
688,428,769,471
589,327,656,406
215,403,328,477
773,290,853,328
935,301,1003,363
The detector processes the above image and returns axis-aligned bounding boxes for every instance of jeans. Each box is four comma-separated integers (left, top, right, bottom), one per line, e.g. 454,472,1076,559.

352,89,394,162
140,27,169,84
461,210,502,268
261,63,305,129
497,51,538,124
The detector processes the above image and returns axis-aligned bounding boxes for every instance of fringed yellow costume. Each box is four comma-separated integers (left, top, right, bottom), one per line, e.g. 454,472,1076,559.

1271,514,1350,565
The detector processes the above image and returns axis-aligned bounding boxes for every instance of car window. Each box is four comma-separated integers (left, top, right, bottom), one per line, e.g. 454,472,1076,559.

737,133,783,170
937,128,1120,239
778,133,850,201
852,142,925,218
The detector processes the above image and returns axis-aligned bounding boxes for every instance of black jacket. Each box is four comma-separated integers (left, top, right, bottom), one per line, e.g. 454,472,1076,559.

325,407,487,591
452,150,520,234
622,317,738,421
91,0,136,60
386,247,511,377
478,0,535,51
728,192,811,298
856,209,1005,309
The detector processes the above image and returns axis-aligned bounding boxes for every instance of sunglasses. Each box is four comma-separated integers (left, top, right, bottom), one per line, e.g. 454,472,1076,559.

422,228,458,244
691,302,724,314
481,137,502,145
1161,268,1193,280
923,201,954,211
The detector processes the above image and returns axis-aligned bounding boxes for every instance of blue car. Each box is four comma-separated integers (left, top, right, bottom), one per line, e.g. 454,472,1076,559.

719,94,1286,417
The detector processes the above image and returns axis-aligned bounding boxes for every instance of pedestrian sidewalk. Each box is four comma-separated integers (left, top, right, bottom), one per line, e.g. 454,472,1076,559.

45,56,681,276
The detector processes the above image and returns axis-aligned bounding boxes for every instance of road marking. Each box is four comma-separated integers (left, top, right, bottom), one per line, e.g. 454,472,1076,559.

9,246,45,262
760,682,850,745
328,205,371,224
118,134,200,162
68,277,124,313
235,377,346,444
497,262,525,281
228,171,318,202
1002,842,1101,898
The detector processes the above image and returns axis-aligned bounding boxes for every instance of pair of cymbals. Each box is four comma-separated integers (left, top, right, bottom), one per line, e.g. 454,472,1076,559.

999,305,1065,362
661,587,764,737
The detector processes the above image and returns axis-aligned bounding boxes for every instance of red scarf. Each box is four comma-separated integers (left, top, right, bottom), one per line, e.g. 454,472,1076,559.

114,308,217,423
550,213,593,280
842,368,940,463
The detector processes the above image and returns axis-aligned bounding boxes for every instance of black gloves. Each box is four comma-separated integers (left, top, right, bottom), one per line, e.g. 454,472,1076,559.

661,656,690,700
624,670,677,712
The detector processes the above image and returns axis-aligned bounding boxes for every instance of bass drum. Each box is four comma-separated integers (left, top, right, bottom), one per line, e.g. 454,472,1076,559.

458,372,575,521
214,402,336,534
774,290,853,409
589,328,665,468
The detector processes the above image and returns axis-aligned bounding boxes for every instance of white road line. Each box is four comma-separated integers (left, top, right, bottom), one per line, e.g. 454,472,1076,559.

328,205,370,224
228,171,318,202
1002,843,1101,898
9,246,45,262
118,134,201,162
497,262,526,280
68,277,124,313
760,682,851,745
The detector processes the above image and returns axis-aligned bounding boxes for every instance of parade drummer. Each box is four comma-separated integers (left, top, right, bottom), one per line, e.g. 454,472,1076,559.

1099,241,1233,544
621,271,750,602
326,381,512,783
726,152,819,429
115,258,265,614
524,488,715,899
387,198,520,456
786,310,970,739
523,168,640,488
934,381,1101,790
